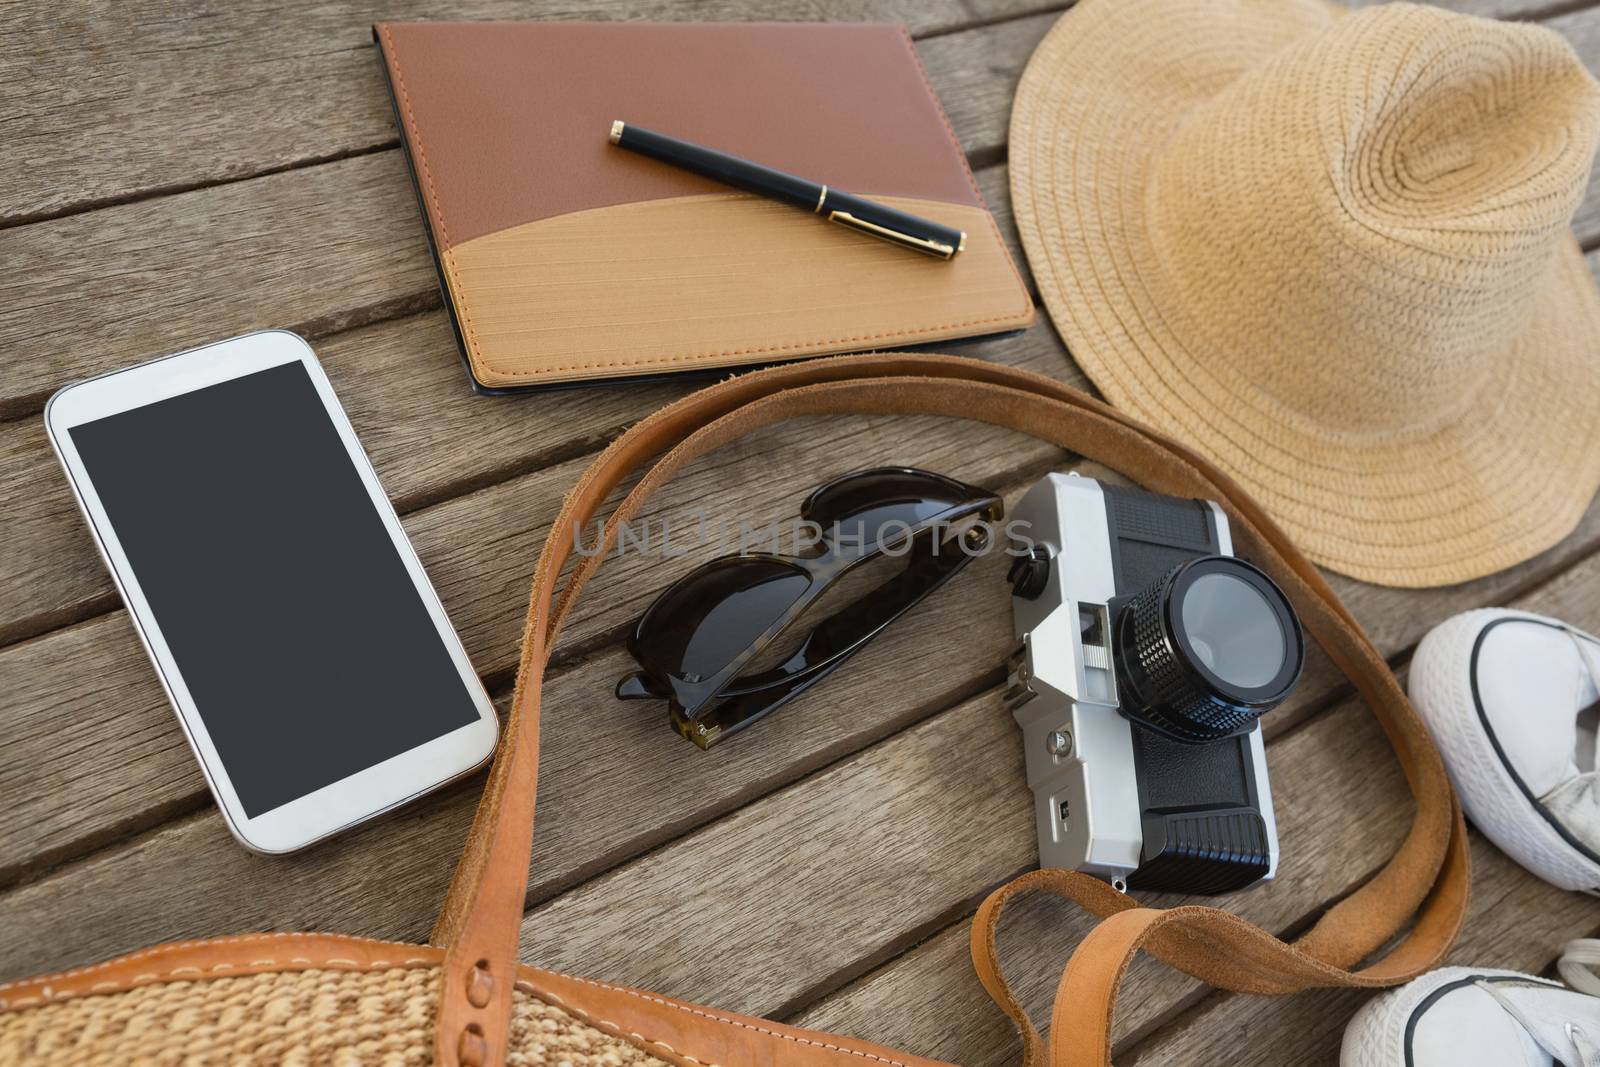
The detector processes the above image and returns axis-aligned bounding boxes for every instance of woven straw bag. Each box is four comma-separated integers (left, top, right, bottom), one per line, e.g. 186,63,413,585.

0,353,1469,1067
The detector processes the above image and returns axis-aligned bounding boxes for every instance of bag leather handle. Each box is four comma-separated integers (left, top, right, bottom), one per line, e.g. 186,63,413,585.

428,352,1467,1067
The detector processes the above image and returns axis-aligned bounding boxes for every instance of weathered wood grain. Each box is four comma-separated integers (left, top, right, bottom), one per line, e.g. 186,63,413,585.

0,0,1019,227
0,153,435,419
0,323,1082,888
788,550,1600,1065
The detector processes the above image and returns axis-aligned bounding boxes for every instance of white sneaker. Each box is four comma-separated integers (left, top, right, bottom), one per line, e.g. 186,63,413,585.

1341,942,1600,1066
1409,609,1600,892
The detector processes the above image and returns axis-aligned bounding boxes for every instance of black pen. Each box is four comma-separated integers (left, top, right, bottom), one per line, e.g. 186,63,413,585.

609,121,965,260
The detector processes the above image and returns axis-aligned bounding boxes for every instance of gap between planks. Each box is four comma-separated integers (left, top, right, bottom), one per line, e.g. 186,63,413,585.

0,1,1071,234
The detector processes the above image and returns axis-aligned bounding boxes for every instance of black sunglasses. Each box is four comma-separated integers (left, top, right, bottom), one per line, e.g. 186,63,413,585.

616,467,1004,748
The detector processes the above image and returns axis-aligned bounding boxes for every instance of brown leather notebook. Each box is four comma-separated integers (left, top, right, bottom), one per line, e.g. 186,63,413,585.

373,21,1034,391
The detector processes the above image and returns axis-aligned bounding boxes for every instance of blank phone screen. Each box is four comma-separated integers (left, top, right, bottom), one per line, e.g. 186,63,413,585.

70,361,481,818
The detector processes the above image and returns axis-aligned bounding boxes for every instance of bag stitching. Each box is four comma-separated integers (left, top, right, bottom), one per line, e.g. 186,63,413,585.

475,301,1033,380
523,984,717,1067
0,933,433,1009
1,934,908,1067
550,972,914,1067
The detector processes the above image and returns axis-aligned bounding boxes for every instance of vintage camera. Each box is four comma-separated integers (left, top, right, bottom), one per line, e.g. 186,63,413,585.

1003,473,1304,895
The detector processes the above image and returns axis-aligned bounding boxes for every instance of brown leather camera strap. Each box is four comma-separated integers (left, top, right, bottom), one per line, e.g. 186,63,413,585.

428,352,1468,1067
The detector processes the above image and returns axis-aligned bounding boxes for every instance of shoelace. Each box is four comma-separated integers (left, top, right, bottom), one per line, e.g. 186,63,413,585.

1558,940,1600,1066
1474,941,1600,1067
1561,939,1600,997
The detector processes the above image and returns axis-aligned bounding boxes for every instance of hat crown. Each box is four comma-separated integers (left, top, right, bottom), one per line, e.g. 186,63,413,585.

1148,4,1600,435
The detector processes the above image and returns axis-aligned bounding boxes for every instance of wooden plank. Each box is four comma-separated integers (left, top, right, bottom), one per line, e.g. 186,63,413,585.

789,551,1600,1065
0,324,1080,889
0,163,1016,649
0,2,1046,228
0,152,435,419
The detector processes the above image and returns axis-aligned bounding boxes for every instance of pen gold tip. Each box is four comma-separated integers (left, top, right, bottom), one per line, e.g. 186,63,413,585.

957,232,967,256
609,120,624,145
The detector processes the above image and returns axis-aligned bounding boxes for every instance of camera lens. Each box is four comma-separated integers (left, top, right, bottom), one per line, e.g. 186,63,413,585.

1181,572,1285,688
1113,556,1304,742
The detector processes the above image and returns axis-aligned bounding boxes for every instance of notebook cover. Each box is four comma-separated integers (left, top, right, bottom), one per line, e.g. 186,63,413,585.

373,21,1034,390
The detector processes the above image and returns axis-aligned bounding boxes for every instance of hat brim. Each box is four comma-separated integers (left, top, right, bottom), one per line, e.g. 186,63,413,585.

1010,0,1600,587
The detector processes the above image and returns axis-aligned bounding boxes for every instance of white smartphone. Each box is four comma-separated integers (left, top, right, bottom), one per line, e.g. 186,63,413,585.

45,330,499,854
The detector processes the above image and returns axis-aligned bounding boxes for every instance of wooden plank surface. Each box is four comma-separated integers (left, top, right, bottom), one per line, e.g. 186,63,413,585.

3,4,1600,1067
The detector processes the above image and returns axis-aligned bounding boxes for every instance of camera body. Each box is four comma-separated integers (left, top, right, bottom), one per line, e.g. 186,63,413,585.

1005,473,1301,895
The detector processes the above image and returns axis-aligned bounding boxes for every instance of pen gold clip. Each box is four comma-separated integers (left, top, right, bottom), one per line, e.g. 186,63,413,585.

827,211,959,259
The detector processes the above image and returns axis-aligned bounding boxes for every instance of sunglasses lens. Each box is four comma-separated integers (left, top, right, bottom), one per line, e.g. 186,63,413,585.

634,557,811,686
801,468,980,552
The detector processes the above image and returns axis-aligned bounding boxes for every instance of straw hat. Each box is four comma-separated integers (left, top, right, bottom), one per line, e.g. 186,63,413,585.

1010,0,1600,587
